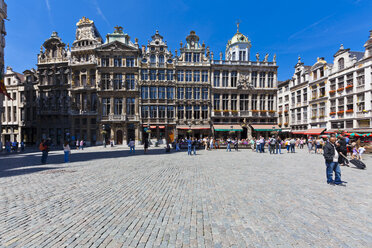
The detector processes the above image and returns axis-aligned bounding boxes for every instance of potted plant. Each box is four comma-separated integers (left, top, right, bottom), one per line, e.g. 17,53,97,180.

345,84,353,90
311,116,317,120
269,110,276,113
337,110,344,115
346,109,354,113
337,87,344,92
329,90,336,94
329,112,336,116
278,123,282,127
284,122,289,127
284,110,288,113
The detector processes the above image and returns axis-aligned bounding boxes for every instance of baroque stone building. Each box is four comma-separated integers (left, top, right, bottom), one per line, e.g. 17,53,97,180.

211,26,278,139
36,31,70,146
0,0,7,142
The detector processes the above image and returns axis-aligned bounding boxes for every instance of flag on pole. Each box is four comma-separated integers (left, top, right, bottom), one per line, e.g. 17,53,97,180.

0,65,12,100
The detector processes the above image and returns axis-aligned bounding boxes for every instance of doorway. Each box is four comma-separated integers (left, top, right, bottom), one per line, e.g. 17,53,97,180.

127,124,135,144
116,130,123,145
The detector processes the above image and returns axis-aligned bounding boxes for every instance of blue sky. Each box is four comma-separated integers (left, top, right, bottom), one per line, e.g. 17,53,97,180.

4,0,372,80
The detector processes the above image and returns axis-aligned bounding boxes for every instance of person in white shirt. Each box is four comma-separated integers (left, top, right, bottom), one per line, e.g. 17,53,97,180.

63,141,71,163
129,139,135,154
358,146,366,160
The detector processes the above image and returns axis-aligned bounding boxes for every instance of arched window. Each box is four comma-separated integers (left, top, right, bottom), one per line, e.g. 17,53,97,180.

338,58,344,70
150,54,156,63
159,55,164,64
52,47,57,58
232,52,236,61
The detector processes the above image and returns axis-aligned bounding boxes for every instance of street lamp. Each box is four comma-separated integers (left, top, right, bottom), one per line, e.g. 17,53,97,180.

102,124,106,148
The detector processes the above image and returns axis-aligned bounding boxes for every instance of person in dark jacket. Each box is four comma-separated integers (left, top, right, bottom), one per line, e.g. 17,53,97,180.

336,134,349,166
323,136,343,185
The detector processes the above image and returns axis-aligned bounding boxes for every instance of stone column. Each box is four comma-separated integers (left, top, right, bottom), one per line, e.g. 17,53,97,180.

228,71,231,87
237,94,240,111
123,97,127,116
110,97,114,114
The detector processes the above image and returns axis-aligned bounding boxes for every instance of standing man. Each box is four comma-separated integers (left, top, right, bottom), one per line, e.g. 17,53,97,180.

128,139,135,154
40,139,50,164
226,137,232,152
323,136,344,185
269,136,276,154
187,137,192,155
275,136,282,154
290,138,296,153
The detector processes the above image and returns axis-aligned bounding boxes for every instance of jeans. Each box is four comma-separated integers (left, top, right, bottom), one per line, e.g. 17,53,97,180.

269,144,275,154
130,146,135,154
226,143,231,152
260,143,264,153
326,161,342,184
256,144,260,152
64,151,69,163
276,145,281,154
176,144,180,151
41,150,48,164
187,146,192,155
290,144,295,153
193,146,196,155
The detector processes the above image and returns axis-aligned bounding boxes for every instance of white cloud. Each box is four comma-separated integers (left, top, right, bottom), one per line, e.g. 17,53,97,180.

45,0,54,26
92,0,111,27
288,14,334,40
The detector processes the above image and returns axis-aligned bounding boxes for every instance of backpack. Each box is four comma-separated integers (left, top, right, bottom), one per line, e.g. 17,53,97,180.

270,138,276,145
39,143,45,151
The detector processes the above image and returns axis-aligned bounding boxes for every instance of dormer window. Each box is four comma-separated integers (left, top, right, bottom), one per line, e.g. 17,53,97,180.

150,54,156,64
232,52,236,61
338,58,345,70
185,52,192,62
193,53,200,62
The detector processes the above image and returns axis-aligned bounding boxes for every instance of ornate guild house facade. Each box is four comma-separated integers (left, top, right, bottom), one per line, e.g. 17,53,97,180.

7,17,280,145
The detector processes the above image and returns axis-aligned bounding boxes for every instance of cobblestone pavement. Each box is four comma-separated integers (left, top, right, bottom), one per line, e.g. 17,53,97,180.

0,147,371,248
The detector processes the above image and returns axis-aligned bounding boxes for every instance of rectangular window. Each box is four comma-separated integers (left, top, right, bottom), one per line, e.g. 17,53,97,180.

114,57,122,67
268,95,274,110
102,73,110,90
193,53,200,62
141,69,148,80
222,71,228,87
259,73,265,88
252,71,257,87
252,94,257,110
150,87,157,99
167,70,174,81
240,94,249,111
141,86,149,99
167,106,174,119
260,95,266,110
102,98,110,116
177,70,184,81
214,70,220,87
222,94,229,110
150,70,157,81
126,74,135,90
231,94,237,110
91,93,97,111
101,57,110,67
202,88,208,100
150,106,157,118
126,57,135,67
185,52,192,62
214,94,220,110
177,87,184,99
167,87,174,99
113,74,122,90
158,70,165,81
194,105,200,119
141,106,149,118
158,87,166,99
185,105,192,119
185,70,192,82
126,98,135,116
114,98,122,115
268,72,274,88
186,87,192,99
194,87,200,100
193,70,200,82
177,105,184,119
202,105,208,119
202,70,208,82
231,71,237,87
158,106,166,118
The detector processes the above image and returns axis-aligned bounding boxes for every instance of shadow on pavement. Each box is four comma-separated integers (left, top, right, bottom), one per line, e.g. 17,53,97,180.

0,148,187,178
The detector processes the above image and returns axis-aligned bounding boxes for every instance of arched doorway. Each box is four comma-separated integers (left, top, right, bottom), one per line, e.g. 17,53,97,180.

116,130,123,145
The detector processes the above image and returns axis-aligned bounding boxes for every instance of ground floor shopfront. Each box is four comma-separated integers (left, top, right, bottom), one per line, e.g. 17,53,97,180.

175,125,212,140
100,121,140,145
250,124,281,139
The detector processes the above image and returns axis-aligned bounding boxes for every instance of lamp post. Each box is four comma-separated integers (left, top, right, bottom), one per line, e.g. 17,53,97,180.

102,124,106,148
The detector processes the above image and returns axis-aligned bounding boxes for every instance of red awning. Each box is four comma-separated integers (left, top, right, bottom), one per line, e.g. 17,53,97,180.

150,126,157,129
304,128,326,135
159,126,165,129
292,131,305,134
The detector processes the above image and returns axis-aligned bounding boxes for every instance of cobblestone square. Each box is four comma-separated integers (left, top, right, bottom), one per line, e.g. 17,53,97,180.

0,147,371,247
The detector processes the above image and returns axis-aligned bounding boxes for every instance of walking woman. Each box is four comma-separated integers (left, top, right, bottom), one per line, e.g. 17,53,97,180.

63,141,71,163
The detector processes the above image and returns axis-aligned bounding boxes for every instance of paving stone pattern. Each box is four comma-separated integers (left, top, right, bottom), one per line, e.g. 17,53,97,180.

0,147,371,247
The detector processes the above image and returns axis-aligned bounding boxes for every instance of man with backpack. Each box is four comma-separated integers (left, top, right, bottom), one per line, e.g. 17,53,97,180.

269,136,276,154
323,136,344,185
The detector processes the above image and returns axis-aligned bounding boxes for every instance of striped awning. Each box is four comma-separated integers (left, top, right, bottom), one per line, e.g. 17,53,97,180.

304,128,326,135
177,125,211,130
251,125,281,131
213,125,243,132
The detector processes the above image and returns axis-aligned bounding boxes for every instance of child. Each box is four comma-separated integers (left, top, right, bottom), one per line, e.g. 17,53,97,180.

358,146,366,160
351,146,359,160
